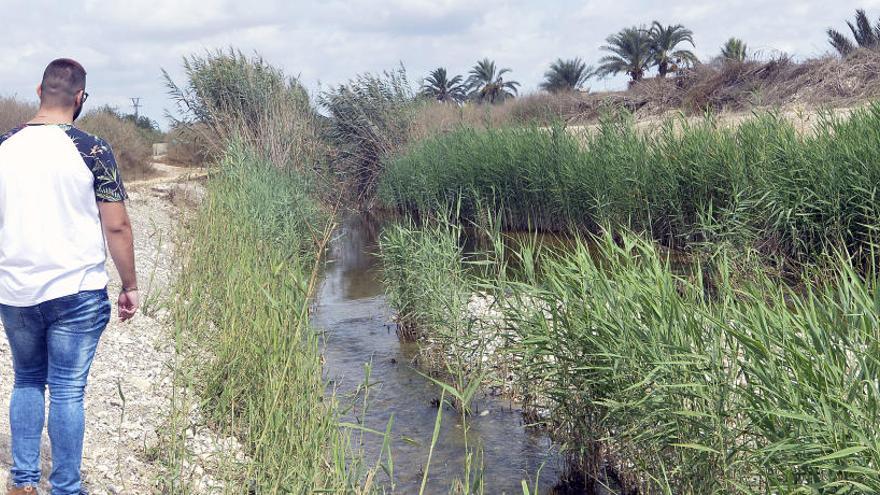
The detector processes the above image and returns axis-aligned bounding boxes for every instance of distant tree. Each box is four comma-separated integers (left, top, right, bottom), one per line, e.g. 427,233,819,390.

540,58,594,92
124,113,160,132
92,104,160,131
466,58,520,104
827,9,880,56
649,22,698,77
421,67,466,103
596,26,654,83
720,37,748,62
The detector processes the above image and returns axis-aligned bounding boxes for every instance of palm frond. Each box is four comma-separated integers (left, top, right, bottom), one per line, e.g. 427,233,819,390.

828,9,880,57
721,38,748,62
421,67,466,103
649,22,697,76
828,29,856,56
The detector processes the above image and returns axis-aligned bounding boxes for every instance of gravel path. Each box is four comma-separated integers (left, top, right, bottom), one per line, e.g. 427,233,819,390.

0,168,203,494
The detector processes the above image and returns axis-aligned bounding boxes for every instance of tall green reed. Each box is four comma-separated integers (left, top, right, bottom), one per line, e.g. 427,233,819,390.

381,219,504,494
163,144,369,493
165,50,325,173
320,67,418,203
379,220,470,342
380,219,880,493
380,105,880,265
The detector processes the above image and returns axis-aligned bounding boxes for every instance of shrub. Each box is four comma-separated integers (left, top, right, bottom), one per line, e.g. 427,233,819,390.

165,49,323,172
163,125,210,166
320,67,418,203
0,96,36,131
78,108,155,181
1,98,157,181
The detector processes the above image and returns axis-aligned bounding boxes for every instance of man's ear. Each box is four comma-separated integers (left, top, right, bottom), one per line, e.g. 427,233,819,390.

36,84,42,99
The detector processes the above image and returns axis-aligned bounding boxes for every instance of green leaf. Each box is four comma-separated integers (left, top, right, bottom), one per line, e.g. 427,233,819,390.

805,446,868,465
670,443,720,454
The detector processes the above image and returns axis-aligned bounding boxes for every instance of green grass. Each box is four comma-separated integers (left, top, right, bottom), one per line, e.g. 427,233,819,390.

379,220,470,342
379,221,880,494
380,106,880,264
160,144,371,493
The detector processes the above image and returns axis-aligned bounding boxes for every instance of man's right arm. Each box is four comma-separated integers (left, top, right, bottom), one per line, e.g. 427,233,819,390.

98,201,138,321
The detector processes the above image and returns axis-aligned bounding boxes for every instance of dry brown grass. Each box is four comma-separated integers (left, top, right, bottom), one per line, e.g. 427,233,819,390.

164,125,210,166
630,49,880,114
409,93,604,141
1,98,156,181
0,97,36,131
410,101,501,141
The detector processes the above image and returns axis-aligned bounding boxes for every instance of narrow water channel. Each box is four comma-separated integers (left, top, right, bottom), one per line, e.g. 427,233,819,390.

313,216,566,494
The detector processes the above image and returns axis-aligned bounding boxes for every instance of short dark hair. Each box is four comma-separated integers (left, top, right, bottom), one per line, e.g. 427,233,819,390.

40,58,86,108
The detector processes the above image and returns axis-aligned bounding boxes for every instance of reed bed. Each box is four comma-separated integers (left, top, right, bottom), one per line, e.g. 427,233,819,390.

379,222,880,494
380,105,880,265
0,96,36,131
163,144,370,492
509,235,880,493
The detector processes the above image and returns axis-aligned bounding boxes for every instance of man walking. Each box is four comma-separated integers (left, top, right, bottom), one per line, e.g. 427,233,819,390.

0,59,138,494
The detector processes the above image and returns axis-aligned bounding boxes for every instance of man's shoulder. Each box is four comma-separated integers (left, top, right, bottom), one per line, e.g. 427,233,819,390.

64,125,110,149
0,125,26,146
63,126,114,160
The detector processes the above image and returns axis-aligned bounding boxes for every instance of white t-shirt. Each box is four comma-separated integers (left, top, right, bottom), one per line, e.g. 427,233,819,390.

0,123,127,306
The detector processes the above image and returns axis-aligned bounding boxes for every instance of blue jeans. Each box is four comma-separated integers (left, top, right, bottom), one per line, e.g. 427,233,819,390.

2,289,110,495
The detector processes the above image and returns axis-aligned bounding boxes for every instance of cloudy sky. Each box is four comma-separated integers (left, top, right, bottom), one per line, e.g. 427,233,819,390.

2,0,877,127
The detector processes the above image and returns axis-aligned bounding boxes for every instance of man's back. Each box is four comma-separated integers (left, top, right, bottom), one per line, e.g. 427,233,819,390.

2,57,139,495
0,123,126,306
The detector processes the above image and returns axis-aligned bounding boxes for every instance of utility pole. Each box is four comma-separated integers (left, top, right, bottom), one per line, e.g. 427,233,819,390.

130,97,142,119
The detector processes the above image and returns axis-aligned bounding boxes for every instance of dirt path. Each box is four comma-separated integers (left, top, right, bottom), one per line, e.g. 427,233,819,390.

0,165,204,494
136,162,209,188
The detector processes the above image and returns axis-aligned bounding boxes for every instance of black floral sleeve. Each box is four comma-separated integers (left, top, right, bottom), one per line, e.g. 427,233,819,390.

64,126,128,202
0,125,24,145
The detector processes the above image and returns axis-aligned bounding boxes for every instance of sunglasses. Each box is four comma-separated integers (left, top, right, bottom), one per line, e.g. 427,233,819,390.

81,91,89,104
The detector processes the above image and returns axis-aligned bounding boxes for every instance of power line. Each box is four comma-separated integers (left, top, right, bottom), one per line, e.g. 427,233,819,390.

130,97,142,119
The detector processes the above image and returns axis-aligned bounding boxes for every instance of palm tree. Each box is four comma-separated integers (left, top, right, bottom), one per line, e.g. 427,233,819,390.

466,58,520,104
720,38,748,62
828,9,880,56
596,26,654,83
421,67,466,103
540,58,594,92
649,22,698,77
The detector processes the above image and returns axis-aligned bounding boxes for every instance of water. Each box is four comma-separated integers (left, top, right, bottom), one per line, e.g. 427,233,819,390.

313,216,567,494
